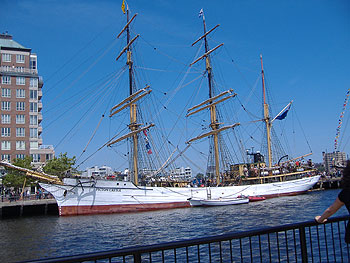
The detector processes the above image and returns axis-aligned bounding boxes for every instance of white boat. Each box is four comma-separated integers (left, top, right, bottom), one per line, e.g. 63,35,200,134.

34,175,319,215
188,197,249,206
0,8,321,216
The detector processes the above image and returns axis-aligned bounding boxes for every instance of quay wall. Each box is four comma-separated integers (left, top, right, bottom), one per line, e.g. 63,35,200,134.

0,199,58,218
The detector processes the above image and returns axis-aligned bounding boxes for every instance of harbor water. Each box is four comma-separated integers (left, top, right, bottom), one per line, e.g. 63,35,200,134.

0,189,348,262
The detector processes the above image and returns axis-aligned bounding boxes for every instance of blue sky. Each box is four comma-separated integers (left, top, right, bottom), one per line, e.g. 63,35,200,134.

1,0,349,173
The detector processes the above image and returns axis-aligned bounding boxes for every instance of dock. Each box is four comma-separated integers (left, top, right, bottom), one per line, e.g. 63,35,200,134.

313,177,341,190
0,198,58,218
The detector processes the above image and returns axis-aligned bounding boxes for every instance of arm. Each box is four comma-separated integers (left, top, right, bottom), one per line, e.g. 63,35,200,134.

315,197,344,223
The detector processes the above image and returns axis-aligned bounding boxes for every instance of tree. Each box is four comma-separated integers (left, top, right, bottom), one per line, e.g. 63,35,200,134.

43,153,76,179
3,156,34,188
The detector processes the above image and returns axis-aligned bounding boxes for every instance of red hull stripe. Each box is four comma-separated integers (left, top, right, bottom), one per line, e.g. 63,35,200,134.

262,190,307,199
59,190,307,216
60,202,191,216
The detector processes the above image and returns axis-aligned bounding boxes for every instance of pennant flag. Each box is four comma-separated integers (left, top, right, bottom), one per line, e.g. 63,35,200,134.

276,104,291,120
144,129,152,154
121,0,126,14
199,8,204,18
334,88,350,151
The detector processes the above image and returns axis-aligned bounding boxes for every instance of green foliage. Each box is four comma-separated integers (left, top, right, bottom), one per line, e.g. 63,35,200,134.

3,156,34,188
43,153,76,179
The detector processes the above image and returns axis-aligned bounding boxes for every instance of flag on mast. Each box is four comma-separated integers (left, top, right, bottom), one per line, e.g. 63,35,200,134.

199,8,204,18
275,104,291,120
143,129,152,154
121,0,126,14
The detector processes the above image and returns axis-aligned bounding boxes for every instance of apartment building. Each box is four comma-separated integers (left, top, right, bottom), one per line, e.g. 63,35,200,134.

322,151,347,174
0,33,54,164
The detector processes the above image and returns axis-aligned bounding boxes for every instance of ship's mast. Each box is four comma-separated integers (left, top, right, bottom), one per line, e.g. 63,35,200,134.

188,11,239,186
109,8,153,186
201,15,220,184
125,8,139,185
260,55,273,169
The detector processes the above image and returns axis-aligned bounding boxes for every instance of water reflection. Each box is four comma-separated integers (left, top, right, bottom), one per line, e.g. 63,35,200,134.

0,189,347,262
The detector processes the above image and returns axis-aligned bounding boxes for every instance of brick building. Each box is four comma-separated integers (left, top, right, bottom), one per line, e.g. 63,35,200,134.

0,33,54,165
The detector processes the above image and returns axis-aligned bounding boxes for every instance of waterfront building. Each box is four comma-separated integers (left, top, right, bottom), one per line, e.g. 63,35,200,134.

0,33,54,165
322,151,347,174
170,166,192,180
82,165,114,178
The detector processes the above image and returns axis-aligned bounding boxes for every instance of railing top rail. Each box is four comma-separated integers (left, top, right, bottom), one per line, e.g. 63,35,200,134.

21,215,350,263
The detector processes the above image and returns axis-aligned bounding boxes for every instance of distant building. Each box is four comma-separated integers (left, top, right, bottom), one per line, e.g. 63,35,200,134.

0,33,54,165
323,151,347,174
83,165,114,178
170,166,192,180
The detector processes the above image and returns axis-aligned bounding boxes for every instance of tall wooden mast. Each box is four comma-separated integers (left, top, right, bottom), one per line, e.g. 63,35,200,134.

189,11,239,185
109,8,152,186
260,55,273,169
125,8,139,185
202,15,220,184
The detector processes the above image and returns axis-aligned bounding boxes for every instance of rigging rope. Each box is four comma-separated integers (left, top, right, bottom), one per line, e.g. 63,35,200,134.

77,114,105,162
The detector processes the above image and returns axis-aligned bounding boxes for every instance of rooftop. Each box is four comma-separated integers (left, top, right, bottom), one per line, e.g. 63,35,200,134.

0,33,27,49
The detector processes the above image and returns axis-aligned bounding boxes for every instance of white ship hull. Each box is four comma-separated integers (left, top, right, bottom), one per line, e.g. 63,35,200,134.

40,175,320,216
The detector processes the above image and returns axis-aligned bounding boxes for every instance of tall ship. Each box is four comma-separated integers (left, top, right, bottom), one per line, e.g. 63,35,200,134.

0,8,320,216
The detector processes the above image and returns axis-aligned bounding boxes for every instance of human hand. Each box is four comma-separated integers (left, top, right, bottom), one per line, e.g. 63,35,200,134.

315,216,327,223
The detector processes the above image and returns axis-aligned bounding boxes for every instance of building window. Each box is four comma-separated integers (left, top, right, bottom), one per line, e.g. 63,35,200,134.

16,127,25,137
1,128,10,137
16,115,25,124
1,76,11,85
16,154,25,159
16,141,26,150
30,78,38,88
30,128,38,138
1,154,11,161
16,102,25,111
30,90,37,100
1,141,11,150
30,102,37,112
16,89,25,98
30,115,37,125
30,141,38,149
1,101,11,111
2,53,11,62
1,88,11,97
16,77,25,85
31,154,40,162
16,54,25,63
30,57,37,70
1,114,11,124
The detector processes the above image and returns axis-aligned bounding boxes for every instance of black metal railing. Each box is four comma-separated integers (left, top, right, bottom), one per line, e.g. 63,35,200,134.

22,215,350,263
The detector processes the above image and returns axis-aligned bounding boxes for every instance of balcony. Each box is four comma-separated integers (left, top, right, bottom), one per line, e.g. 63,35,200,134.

38,113,43,123
0,66,37,76
38,126,43,134
38,90,43,99
38,76,44,88
38,102,43,111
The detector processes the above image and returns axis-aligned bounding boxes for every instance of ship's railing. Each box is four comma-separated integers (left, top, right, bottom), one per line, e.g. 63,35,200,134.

22,215,350,263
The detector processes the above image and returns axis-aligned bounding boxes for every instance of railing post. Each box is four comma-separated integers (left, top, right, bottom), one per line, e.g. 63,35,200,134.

299,227,308,263
134,252,141,263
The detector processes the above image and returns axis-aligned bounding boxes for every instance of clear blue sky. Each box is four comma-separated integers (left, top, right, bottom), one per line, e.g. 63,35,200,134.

1,0,349,173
